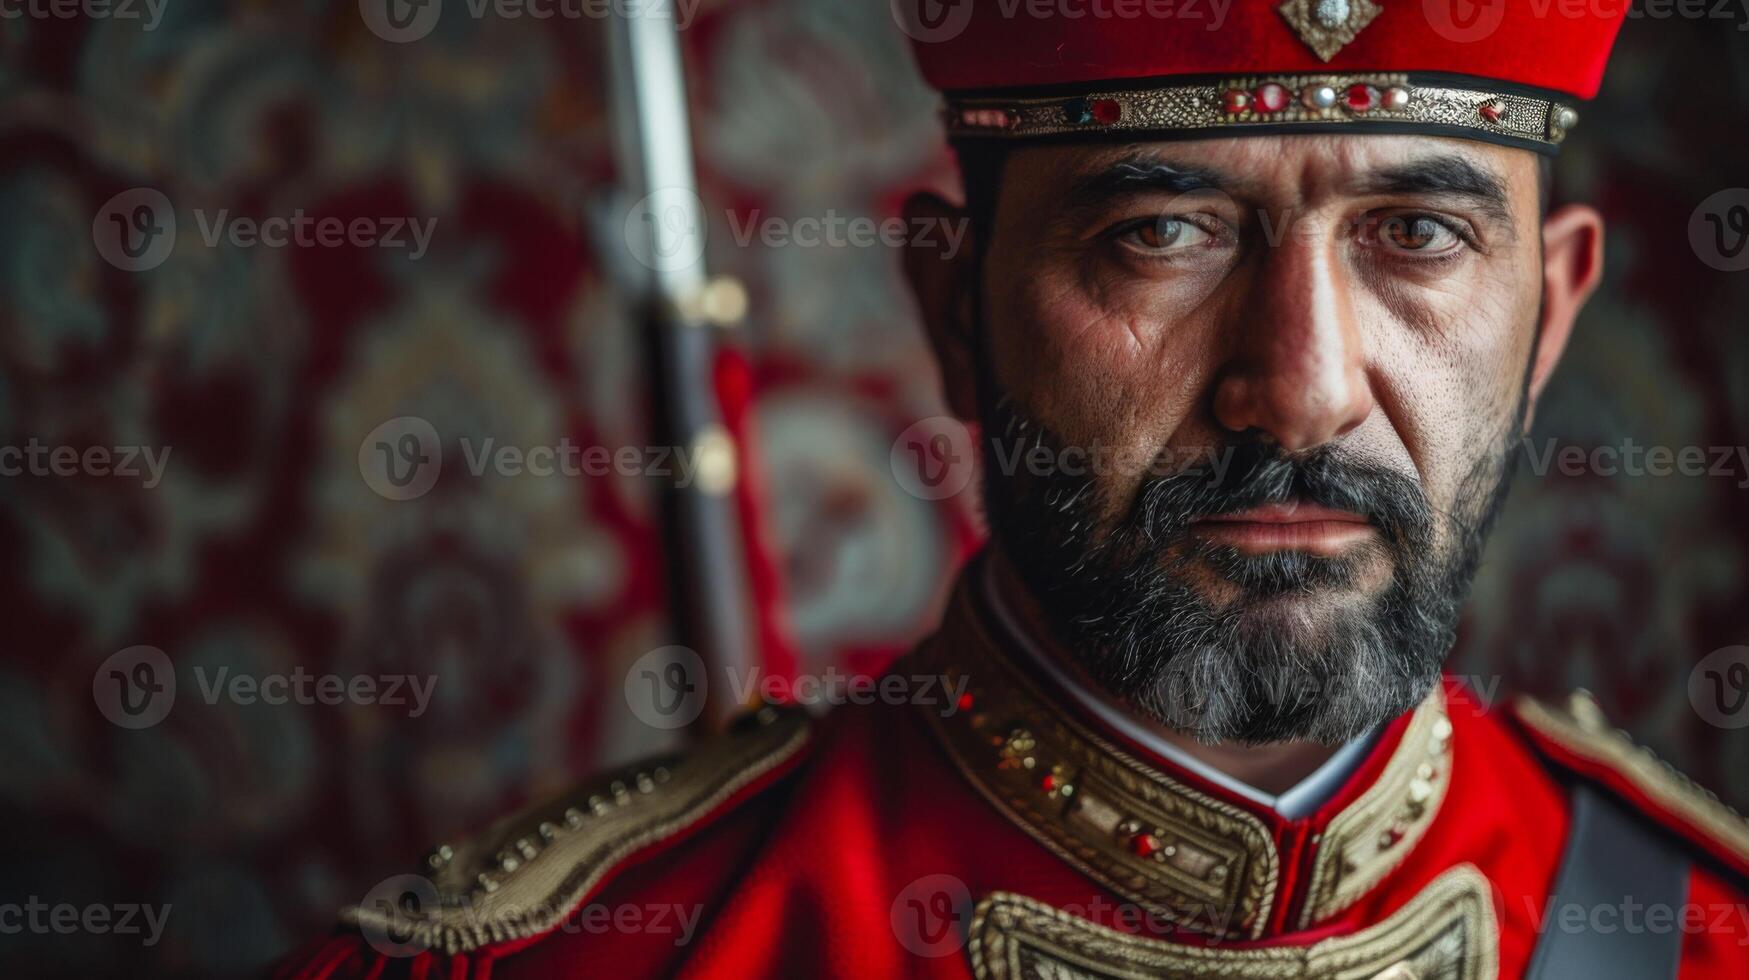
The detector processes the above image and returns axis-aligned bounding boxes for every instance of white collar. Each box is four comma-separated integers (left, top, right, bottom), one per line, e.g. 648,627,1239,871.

977,560,1379,820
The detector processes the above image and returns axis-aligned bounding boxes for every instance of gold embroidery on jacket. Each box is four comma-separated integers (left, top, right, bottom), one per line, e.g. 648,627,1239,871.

920,588,1453,942
1516,690,1749,865
341,705,811,955
1300,689,1453,926
917,601,1279,940
968,864,1498,980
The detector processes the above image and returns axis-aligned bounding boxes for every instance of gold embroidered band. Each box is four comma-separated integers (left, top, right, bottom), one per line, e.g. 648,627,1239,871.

968,863,1499,980
945,73,1580,151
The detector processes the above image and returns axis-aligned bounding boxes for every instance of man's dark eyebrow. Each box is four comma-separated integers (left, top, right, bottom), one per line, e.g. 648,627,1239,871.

1062,157,1231,211
1359,155,1514,221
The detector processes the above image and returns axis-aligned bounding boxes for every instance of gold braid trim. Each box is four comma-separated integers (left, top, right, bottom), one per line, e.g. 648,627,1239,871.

1299,688,1453,928
341,705,811,956
1515,690,1749,868
968,864,1498,980
915,593,1280,941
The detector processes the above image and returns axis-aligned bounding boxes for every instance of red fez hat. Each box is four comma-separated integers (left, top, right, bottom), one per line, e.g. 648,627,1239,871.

898,0,1630,153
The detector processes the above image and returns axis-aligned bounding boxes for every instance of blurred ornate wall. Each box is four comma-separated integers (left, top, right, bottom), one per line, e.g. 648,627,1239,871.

0,0,1744,975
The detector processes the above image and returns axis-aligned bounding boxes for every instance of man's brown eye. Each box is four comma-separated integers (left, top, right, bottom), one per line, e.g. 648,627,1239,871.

1374,215,1460,253
1122,215,1212,253
1139,218,1182,248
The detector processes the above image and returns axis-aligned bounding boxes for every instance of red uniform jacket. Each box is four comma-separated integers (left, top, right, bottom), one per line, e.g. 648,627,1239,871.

280,576,1749,979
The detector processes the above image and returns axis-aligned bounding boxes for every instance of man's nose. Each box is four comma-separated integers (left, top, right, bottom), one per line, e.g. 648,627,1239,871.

1210,234,1374,452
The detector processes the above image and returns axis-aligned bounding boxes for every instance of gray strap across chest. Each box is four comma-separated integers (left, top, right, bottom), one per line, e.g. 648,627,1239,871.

1524,782,1690,980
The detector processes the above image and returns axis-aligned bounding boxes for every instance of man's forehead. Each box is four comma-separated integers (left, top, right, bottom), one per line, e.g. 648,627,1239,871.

1005,134,1539,204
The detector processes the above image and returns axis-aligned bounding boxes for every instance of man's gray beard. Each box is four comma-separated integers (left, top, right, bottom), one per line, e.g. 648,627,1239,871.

977,387,1522,746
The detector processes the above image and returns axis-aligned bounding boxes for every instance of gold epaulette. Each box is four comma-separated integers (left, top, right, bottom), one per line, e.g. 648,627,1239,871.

342,704,812,956
1513,690,1749,871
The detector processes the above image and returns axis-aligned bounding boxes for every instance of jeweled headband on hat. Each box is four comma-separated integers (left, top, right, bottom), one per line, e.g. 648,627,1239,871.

900,0,1630,154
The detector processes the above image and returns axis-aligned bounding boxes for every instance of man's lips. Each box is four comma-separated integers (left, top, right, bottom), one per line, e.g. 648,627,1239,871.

1189,500,1375,555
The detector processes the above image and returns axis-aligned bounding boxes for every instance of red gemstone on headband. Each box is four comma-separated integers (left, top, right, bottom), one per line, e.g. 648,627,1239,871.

1089,98,1122,124
1345,84,1379,113
1254,83,1289,113
1222,89,1250,114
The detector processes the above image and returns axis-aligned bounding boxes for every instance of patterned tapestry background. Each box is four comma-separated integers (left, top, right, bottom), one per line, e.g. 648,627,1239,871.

0,1,1745,975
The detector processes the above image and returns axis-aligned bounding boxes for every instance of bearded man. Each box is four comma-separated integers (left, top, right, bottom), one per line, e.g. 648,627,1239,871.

281,2,1749,977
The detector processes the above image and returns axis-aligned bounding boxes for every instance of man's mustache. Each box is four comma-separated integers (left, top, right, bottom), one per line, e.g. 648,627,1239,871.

1128,442,1435,551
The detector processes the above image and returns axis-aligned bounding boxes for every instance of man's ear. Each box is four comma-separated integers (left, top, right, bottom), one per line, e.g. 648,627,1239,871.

1525,203,1605,431
902,191,980,420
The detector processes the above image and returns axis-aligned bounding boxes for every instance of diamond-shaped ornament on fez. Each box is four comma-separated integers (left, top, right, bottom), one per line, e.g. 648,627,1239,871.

1278,0,1383,61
